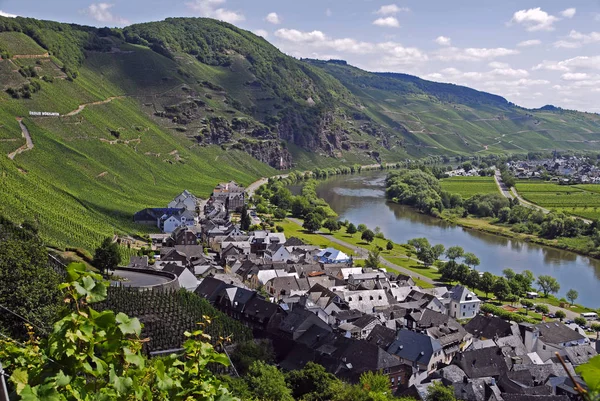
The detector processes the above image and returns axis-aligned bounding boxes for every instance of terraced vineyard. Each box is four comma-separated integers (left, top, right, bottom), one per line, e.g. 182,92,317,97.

440,176,499,198
516,180,600,220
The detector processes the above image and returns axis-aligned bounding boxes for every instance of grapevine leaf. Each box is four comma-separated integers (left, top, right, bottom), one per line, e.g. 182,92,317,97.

11,368,28,393
116,313,142,335
577,355,600,392
109,366,133,393
55,370,71,387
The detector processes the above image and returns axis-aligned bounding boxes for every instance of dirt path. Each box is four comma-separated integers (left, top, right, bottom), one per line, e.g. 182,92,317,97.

287,217,436,285
63,96,125,117
7,118,33,160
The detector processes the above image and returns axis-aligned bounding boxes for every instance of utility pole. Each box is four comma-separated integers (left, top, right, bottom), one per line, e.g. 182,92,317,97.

0,362,9,401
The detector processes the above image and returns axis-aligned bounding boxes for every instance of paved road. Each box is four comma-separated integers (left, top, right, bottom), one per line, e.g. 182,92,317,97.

245,174,289,198
287,217,436,285
7,118,33,160
494,170,514,199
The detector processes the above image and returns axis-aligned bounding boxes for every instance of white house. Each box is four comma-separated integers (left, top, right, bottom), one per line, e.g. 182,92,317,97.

168,190,198,212
316,247,351,264
160,210,197,233
161,263,198,291
447,285,480,319
264,243,292,262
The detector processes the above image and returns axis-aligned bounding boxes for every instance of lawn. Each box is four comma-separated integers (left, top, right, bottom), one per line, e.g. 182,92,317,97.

440,176,499,198
278,220,356,257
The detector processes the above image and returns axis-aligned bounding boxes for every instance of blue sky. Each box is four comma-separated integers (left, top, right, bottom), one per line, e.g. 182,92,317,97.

2,1,600,112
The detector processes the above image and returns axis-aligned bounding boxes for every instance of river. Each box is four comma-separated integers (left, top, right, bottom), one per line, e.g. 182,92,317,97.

313,170,600,307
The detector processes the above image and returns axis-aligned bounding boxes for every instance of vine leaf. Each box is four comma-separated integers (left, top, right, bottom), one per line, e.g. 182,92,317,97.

577,355,600,392
116,312,142,335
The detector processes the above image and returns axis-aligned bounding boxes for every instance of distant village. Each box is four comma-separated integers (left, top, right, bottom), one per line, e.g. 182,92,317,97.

128,181,597,401
506,155,600,184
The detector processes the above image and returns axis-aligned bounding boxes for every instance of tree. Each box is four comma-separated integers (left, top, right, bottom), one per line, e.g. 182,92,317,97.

479,272,496,298
291,196,310,217
240,205,252,230
537,275,560,297
365,248,381,269
386,240,394,251
567,289,579,305
466,270,480,290
555,310,566,321
357,223,368,232
439,260,458,283
303,213,322,233
521,299,533,315
346,223,357,236
231,340,274,375
273,208,287,220
286,362,339,401
246,361,294,401
431,244,446,262
417,247,436,267
0,263,238,401
0,220,62,339
323,218,340,233
407,237,431,252
93,236,121,276
445,246,464,261
535,304,549,315
361,229,375,243
463,252,480,269
574,317,588,327
493,277,512,301
426,381,458,401
503,268,516,280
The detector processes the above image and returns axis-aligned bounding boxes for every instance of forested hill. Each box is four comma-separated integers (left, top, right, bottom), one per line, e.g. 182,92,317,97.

1,15,600,251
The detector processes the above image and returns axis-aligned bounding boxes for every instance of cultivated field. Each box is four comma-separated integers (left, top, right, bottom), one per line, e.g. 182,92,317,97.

516,180,600,220
440,176,499,198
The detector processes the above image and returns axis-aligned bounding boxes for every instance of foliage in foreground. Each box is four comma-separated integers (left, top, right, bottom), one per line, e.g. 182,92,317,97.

0,263,237,400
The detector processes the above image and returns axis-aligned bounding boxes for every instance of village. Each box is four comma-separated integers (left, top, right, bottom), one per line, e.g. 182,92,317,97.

125,180,599,401
506,155,600,183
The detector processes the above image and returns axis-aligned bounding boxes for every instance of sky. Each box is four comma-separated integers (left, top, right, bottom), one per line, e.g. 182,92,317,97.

2,1,600,112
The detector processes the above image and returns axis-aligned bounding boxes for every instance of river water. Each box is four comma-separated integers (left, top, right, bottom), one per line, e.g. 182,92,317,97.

313,171,600,307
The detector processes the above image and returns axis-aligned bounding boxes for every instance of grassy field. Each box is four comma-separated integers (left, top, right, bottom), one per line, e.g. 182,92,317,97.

278,219,356,257
516,180,600,220
440,176,499,198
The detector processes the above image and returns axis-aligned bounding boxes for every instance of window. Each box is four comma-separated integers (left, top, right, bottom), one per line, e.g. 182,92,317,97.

391,377,395,384
462,312,465,317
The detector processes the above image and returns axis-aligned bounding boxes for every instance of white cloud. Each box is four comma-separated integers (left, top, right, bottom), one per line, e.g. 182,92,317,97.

562,72,589,80
86,3,130,26
275,29,327,43
534,56,600,72
253,29,268,38
265,12,280,24
274,28,427,68
561,8,576,18
434,47,519,61
488,61,510,69
517,39,541,47
553,30,600,49
510,7,558,31
325,8,332,17
375,4,410,15
186,0,244,24
0,10,17,18
373,17,400,28
435,36,451,46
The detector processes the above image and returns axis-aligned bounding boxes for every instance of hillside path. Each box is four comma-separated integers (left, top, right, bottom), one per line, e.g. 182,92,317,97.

7,118,33,160
63,96,125,117
287,217,436,285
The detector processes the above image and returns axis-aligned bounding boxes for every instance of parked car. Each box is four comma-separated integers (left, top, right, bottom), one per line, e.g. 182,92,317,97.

565,320,574,324
548,313,556,319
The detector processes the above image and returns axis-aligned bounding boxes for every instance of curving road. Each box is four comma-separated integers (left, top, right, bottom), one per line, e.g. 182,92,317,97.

7,118,33,160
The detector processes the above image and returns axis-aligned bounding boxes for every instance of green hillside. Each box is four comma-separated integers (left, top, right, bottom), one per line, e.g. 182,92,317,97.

1,15,600,251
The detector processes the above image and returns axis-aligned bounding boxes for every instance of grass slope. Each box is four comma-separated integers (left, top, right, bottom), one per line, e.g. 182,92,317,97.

440,176,499,198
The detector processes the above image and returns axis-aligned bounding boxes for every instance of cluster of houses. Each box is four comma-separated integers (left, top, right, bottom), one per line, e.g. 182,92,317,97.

127,185,598,401
134,190,200,233
507,155,600,184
